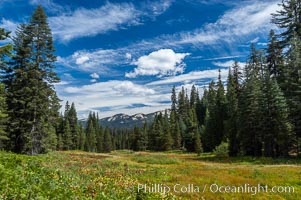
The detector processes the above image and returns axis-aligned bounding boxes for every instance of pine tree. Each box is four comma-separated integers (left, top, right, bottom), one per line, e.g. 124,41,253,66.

194,125,202,155
6,6,60,154
190,85,198,108
63,120,72,150
0,84,8,149
57,133,63,150
170,110,181,149
96,126,103,153
267,29,284,78
178,87,188,118
162,110,173,151
68,103,78,149
171,86,177,112
103,128,112,153
195,91,206,126
261,69,292,157
226,65,240,156
283,34,301,155
272,0,301,47
85,113,96,152
139,123,148,151
203,81,217,152
239,46,265,156
215,69,226,146
78,124,86,151
0,28,11,149
131,126,140,151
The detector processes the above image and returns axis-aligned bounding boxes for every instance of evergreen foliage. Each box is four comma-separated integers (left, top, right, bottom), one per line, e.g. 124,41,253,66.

4,6,59,154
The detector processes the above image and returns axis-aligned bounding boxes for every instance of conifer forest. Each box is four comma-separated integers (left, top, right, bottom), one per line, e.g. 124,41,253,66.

0,1,301,199
1,3,300,157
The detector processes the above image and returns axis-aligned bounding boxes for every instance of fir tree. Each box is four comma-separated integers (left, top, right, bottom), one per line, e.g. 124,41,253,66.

239,46,265,156
171,86,177,112
170,110,181,149
103,128,112,153
272,0,301,47
267,29,284,77
283,34,301,154
0,84,8,149
96,126,103,153
63,120,72,150
85,113,96,152
162,110,173,151
6,6,60,154
226,64,240,156
0,28,11,149
202,81,217,152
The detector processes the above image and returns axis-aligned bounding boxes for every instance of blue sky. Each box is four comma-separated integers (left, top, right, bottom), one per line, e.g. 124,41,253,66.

0,0,281,119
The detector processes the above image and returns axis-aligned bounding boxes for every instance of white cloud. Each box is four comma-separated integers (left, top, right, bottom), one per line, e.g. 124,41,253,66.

145,0,174,17
75,55,89,65
90,79,97,83
147,69,229,86
48,1,173,42
125,53,132,60
58,49,120,74
250,37,260,43
0,19,18,36
113,81,155,95
212,60,246,68
126,49,190,78
90,72,99,79
29,0,65,13
204,55,242,61
49,3,140,42
257,42,267,46
62,73,75,81
174,1,280,45
53,81,70,86
64,80,155,95
61,80,167,118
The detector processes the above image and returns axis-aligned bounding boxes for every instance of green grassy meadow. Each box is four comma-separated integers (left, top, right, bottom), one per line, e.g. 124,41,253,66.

0,150,300,199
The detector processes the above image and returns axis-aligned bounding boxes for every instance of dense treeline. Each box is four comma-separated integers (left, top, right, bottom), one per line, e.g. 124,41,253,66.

0,1,300,157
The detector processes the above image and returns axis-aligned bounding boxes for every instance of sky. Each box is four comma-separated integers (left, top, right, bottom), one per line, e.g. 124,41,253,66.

0,0,282,119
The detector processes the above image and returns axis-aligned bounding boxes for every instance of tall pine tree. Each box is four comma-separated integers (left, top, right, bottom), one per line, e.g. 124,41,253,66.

6,6,60,154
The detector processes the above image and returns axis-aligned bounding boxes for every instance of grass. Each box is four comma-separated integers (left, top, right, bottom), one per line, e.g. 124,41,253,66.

0,150,300,199
132,153,181,164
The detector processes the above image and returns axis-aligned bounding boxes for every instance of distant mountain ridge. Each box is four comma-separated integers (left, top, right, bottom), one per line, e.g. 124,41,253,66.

79,110,170,128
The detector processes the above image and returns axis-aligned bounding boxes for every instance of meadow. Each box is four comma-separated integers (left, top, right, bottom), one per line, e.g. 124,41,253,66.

0,150,300,199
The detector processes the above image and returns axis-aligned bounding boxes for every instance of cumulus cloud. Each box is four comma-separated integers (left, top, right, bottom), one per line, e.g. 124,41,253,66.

113,81,155,95
75,55,89,65
90,73,99,79
126,49,190,78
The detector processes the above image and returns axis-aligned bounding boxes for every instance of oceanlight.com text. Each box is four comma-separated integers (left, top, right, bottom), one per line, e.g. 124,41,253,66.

209,183,295,195
137,183,295,196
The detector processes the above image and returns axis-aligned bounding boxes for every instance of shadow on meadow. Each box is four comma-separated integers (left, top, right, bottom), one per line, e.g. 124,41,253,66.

194,153,301,165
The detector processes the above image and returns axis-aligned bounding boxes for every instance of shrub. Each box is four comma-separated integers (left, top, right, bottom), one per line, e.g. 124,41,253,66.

213,142,229,157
